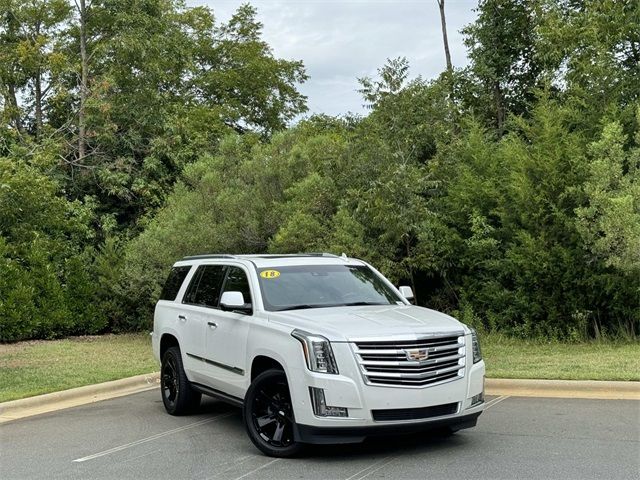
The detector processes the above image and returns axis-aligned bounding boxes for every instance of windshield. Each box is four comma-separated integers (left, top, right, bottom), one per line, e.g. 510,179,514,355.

256,264,403,311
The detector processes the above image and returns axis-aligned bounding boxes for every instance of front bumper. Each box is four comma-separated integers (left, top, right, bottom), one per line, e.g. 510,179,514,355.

294,410,481,444
287,341,486,442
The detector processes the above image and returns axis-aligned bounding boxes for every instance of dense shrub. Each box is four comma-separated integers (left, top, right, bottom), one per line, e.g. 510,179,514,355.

0,158,109,341
120,100,639,339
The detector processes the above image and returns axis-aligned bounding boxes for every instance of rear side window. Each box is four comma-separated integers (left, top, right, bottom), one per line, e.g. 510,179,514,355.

183,267,203,304
160,266,191,301
184,265,227,308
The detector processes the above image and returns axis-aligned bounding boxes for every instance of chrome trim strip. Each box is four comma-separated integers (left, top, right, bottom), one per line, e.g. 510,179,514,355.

350,334,466,389
364,364,463,380
355,343,464,356
359,352,465,367
186,352,244,376
362,374,463,390
348,331,465,343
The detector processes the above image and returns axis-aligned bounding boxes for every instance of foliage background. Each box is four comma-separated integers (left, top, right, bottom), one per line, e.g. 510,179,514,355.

1,0,638,341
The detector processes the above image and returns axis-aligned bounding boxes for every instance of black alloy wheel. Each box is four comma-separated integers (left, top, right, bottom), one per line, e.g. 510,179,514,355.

160,346,201,415
244,369,303,457
162,353,180,407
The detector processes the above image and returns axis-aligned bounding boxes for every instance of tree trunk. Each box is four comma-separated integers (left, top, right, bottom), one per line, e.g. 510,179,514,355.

6,84,22,133
437,0,458,131
34,66,43,138
78,0,88,162
493,80,504,133
437,0,453,72
33,20,43,138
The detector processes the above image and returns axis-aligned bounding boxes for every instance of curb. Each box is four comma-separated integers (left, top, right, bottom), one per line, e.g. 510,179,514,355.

0,372,160,424
485,378,640,400
0,375,637,424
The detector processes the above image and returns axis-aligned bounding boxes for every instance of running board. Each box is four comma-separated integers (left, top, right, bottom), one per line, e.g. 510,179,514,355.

191,383,244,408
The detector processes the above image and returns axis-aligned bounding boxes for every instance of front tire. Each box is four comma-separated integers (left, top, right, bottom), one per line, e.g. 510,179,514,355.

243,369,303,457
161,346,201,415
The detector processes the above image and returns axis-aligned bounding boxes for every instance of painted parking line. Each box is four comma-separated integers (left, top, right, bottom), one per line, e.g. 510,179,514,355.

207,455,256,480
484,395,510,410
338,397,509,480
339,398,509,480
231,458,280,480
344,455,396,480
72,397,510,466
357,456,397,480
72,413,234,463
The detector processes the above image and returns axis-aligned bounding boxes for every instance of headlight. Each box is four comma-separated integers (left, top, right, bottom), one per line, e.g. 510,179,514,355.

291,329,339,374
470,328,482,364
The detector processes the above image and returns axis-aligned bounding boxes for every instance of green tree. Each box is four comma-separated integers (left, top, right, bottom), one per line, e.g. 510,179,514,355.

576,120,640,274
537,0,640,134
58,0,308,227
426,97,639,339
0,0,71,136
119,118,350,327
462,0,543,133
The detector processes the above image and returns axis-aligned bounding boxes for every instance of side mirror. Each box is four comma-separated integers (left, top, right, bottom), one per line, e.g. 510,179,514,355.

399,286,414,301
220,291,252,314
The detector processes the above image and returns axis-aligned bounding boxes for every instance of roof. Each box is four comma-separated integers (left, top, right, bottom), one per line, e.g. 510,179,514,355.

176,253,365,268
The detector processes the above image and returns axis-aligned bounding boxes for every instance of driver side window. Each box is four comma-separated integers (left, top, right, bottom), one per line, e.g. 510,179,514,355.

222,266,252,305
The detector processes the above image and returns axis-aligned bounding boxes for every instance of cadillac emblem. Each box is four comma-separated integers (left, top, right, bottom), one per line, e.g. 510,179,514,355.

405,348,429,362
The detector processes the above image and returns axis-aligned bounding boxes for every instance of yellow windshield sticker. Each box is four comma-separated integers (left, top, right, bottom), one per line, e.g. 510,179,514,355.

260,270,281,279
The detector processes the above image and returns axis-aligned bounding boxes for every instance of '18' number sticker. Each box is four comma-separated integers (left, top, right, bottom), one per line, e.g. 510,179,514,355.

260,270,280,279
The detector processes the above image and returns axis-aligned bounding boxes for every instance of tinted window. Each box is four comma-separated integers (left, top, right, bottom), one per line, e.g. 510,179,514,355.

189,265,227,308
160,266,191,301
183,267,204,304
222,267,252,305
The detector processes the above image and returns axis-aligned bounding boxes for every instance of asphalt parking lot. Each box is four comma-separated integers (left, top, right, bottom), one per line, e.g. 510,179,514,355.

1,390,638,480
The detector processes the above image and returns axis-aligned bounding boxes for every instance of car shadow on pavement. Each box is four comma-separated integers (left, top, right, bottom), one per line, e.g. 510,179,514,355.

304,429,469,458
194,397,469,459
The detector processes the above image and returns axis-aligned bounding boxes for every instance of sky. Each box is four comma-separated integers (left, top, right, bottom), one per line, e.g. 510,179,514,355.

185,0,479,117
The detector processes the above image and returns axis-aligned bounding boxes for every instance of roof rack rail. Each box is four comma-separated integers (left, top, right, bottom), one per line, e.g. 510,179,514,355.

249,253,339,258
181,254,238,260
181,252,342,261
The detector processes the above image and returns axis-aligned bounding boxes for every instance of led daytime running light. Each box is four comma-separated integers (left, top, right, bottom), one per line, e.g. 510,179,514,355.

292,330,339,374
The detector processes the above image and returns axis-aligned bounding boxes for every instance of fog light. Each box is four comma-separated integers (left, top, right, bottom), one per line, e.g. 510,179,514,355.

470,392,484,407
309,387,348,417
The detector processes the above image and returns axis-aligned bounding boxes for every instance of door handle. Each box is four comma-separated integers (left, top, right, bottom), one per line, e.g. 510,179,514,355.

208,321,217,329
178,315,187,322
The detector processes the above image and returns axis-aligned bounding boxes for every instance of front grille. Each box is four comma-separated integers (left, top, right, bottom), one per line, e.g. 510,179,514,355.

372,402,459,422
352,334,466,387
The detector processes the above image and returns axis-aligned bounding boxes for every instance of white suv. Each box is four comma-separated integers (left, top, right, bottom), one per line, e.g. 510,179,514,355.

152,253,485,457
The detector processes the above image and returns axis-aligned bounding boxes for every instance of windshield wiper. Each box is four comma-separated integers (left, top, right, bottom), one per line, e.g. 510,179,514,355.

274,304,320,311
274,301,388,311
274,303,350,311
341,301,388,307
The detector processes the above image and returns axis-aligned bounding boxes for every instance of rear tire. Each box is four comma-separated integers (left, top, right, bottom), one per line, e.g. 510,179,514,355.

161,346,201,415
243,369,303,457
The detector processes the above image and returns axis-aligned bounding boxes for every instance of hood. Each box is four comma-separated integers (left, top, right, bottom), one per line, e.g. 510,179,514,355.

268,304,466,342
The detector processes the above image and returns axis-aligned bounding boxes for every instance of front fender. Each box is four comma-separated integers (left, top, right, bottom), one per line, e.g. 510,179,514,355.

246,320,307,400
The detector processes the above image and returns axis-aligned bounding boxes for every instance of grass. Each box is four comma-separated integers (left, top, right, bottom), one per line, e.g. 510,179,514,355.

482,333,640,381
0,333,157,403
0,332,638,403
